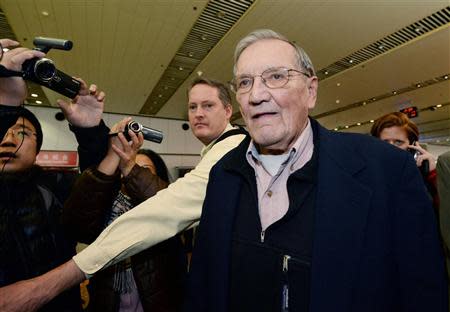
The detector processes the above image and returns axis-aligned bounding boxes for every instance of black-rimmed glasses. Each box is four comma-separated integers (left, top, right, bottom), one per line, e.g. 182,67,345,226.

3,127,37,141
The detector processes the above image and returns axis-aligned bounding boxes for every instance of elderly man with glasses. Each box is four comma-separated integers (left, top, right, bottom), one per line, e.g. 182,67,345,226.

183,29,447,312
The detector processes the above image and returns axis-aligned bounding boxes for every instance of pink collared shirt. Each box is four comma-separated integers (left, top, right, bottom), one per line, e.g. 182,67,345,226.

246,120,314,230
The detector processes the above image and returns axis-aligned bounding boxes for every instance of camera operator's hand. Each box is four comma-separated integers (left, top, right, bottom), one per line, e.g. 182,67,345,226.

97,117,131,175
57,78,105,127
0,39,45,106
111,124,144,177
407,141,437,172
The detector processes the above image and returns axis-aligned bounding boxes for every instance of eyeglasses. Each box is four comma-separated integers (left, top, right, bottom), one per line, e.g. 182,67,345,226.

230,67,310,94
3,127,37,141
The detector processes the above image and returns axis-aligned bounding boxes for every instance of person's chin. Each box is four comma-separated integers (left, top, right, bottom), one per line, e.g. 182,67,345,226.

194,127,209,136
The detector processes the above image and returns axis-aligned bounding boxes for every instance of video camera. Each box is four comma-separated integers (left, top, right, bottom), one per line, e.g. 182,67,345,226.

123,121,163,144
22,37,81,99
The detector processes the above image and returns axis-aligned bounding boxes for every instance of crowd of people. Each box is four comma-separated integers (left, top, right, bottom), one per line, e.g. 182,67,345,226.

0,29,449,312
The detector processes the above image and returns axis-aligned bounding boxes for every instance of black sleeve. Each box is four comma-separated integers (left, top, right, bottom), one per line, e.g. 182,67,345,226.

69,120,110,172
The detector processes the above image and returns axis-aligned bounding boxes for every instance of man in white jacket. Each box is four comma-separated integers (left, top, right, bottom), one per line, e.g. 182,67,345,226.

0,76,247,311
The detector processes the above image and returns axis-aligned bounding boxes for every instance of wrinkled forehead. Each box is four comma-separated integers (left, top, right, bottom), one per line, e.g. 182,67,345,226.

236,39,298,75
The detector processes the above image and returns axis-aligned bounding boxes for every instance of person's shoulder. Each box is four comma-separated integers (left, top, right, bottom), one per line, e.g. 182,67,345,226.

205,128,248,160
320,127,408,162
438,150,450,162
211,135,250,171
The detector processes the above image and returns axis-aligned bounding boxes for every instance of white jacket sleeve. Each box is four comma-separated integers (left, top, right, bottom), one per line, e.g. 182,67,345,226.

73,133,245,274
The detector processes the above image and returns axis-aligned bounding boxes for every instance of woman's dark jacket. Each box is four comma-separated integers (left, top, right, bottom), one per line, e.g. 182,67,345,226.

62,165,186,312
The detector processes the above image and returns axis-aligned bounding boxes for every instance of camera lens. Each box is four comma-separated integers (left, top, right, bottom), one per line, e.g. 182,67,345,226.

34,58,56,81
128,121,142,132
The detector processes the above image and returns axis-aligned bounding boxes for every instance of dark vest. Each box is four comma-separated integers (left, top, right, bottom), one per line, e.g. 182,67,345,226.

229,125,319,312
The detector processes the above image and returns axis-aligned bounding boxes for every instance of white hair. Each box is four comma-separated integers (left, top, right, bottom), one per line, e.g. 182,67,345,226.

233,29,315,77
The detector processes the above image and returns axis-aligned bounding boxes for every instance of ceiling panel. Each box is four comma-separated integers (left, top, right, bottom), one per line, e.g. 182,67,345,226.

0,0,449,144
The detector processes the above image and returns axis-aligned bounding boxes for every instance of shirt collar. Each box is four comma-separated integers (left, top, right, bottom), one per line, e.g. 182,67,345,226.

246,119,313,172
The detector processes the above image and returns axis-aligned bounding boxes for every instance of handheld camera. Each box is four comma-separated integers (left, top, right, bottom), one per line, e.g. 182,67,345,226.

22,37,81,99
124,121,163,144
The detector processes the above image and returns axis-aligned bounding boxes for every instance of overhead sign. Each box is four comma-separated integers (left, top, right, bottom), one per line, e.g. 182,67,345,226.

400,106,418,118
36,150,78,167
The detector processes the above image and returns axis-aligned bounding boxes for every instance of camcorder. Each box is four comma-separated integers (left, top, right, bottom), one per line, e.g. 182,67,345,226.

123,121,163,144
22,37,81,99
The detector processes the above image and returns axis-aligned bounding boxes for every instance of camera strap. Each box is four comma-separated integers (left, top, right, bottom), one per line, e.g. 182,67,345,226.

0,65,21,77
213,126,248,146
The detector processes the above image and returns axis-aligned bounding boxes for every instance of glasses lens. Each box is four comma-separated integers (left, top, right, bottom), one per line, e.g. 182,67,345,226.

235,77,253,93
262,68,289,88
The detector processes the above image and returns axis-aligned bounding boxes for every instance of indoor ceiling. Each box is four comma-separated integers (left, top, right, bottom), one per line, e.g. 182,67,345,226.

1,0,449,145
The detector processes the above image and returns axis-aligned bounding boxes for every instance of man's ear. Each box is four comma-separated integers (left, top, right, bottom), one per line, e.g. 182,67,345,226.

307,77,318,109
225,104,232,119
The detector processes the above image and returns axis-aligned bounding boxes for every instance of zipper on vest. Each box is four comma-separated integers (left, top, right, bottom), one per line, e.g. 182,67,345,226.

281,255,291,312
260,230,265,243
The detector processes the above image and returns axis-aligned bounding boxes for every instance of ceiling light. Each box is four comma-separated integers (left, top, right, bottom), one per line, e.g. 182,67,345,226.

41,11,49,16
335,99,340,104
170,77,175,81
200,34,207,41
436,104,442,108
348,59,354,64
197,70,203,76
31,93,38,98
345,125,349,129
2,48,9,52
370,120,374,123
444,75,449,80
336,82,341,87
357,122,361,126
158,94,163,98
188,52,194,57
362,101,367,106
178,66,183,71
415,26,423,33
378,44,384,50
416,83,421,88
216,11,226,19
372,98,376,101
334,128,338,131
35,100,42,104
324,71,329,75
392,91,397,95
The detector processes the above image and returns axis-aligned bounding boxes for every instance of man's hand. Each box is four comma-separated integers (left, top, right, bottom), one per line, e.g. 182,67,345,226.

407,141,437,171
57,78,105,128
0,279,46,312
0,260,85,312
0,39,46,106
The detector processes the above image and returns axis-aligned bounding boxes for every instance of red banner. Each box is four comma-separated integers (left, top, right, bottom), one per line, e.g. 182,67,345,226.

36,150,78,167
